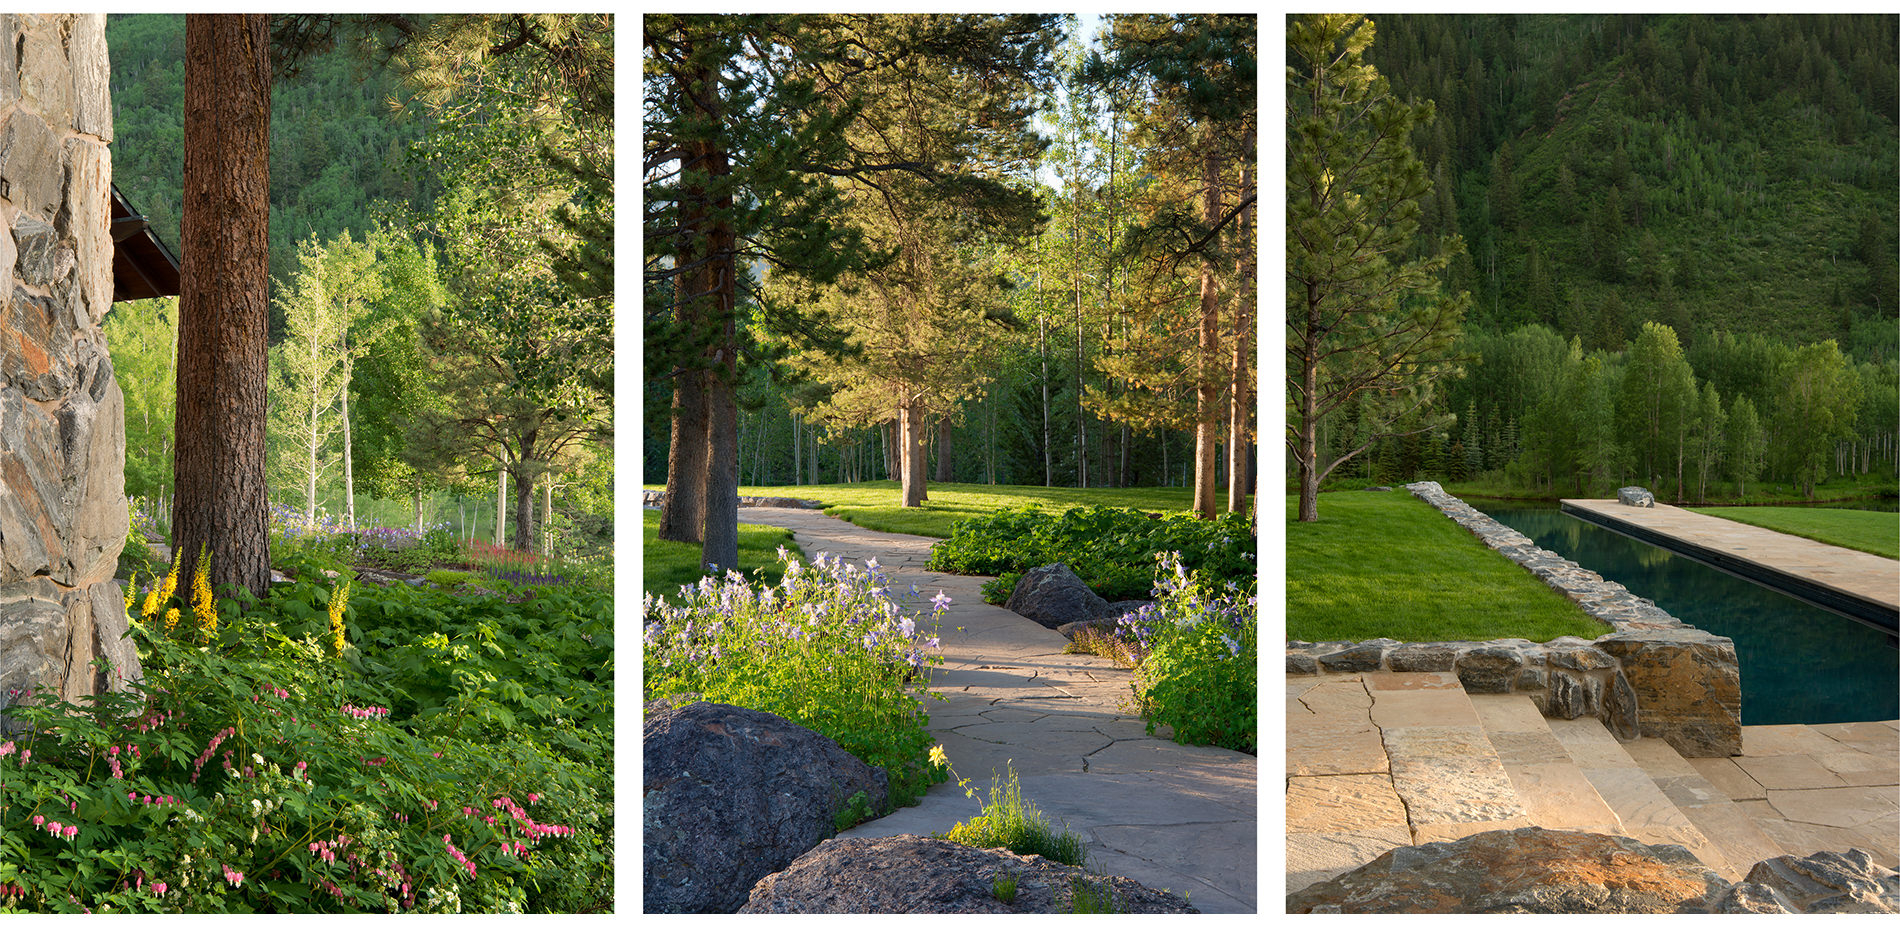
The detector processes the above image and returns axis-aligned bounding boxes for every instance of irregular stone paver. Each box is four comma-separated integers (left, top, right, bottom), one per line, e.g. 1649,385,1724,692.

1766,787,1900,831
1287,774,1409,833
732,507,1254,913
1736,753,1850,791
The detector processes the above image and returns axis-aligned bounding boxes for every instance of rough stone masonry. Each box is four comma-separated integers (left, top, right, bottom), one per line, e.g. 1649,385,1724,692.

0,14,133,732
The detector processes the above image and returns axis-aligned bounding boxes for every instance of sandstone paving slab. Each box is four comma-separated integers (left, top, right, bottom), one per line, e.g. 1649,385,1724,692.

1654,773,1734,809
1286,716,1388,777
1408,818,1539,845
1486,729,1569,766
932,727,1084,779
1742,723,1854,757
1735,753,1849,791
948,723,1116,757
1286,773,1408,833
1688,756,1768,801
1286,830,1411,896
1369,687,1481,729
1578,765,1699,836
1295,677,1373,714
1812,747,1900,787
1622,737,1702,779
1546,717,1644,769
1087,737,1256,780
1498,760,1623,834
1811,720,1900,748
1466,692,1553,732
1674,799,1788,881
1389,755,1526,825
1363,670,1462,691
1016,771,1253,829
1765,785,1900,830
1381,724,1497,760
1753,813,1899,869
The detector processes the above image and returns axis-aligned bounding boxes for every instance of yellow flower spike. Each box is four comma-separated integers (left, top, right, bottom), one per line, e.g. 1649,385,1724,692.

157,557,181,609
192,548,217,640
162,606,180,634
329,579,352,656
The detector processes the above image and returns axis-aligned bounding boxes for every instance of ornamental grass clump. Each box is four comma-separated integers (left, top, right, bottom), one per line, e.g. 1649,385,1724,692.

1114,552,1257,754
643,548,950,806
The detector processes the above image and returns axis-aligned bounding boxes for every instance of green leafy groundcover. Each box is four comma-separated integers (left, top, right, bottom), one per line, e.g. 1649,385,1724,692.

928,505,1256,603
0,572,612,913
643,550,951,810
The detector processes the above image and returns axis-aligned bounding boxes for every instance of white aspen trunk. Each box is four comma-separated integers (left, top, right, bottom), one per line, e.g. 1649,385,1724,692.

495,466,507,548
340,375,355,531
304,322,322,525
541,476,553,557
792,411,801,486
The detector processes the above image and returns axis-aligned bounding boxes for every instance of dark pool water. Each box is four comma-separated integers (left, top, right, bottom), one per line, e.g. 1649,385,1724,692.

1470,501,1899,726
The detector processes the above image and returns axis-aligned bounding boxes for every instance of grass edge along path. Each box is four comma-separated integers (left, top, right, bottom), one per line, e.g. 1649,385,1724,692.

642,481,1196,539
1287,491,1611,643
641,508,801,605
1684,505,1899,560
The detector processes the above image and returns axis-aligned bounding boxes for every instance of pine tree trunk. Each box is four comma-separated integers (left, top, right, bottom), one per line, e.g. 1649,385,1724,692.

700,154,741,573
934,415,954,483
792,411,801,486
1193,143,1222,520
1039,312,1051,487
1228,162,1255,515
900,397,928,507
173,13,273,600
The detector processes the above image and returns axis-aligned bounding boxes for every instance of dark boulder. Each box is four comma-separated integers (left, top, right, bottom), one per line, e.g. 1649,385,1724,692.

1004,563,1108,630
644,701,889,913
740,834,1198,913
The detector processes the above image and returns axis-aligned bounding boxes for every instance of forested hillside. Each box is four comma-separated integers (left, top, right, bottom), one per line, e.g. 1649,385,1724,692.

109,13,437,321
1367,13,1896,355
1299,14,1897,504
103,14,613,557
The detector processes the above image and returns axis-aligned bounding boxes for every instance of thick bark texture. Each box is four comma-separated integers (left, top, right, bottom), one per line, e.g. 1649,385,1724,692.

511,462,536,553
900,399,928,507
699,136,740,573
1192,144,1222,520
173,14,273,600
934,416,954,483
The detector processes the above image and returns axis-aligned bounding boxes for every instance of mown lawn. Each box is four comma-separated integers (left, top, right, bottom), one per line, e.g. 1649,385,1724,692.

1684,505,1899,560
643,481,1197,538
641,508,801,606
1287,491,1612,643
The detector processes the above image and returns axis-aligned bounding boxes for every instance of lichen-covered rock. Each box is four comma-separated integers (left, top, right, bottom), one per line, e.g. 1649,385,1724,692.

1286,827,1730,913
1595,630,1741,756
1454,646,1525,694
1388,644,1457,673
1004,563,1107,630
644,701,890,913
1617,486,1656,507
1737,849,1900,914
739,834,1198,913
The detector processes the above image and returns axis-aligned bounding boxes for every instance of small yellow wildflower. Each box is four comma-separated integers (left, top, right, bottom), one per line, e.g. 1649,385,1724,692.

329,579,352,656
928,744,949,768
192,549,217,640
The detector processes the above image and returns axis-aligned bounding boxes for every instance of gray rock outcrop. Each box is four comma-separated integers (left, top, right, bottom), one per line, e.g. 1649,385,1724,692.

1004,563,1107,630
740,834,1198,913
644,700,890,914
0,14,132,734
1287,827,1900,914
1618,486,1656,507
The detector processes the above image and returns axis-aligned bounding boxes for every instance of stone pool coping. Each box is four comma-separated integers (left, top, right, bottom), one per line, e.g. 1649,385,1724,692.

1287,482,1742,757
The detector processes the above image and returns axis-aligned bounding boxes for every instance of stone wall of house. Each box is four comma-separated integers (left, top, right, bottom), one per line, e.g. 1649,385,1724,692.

1286,482,1743,757
0,14,132,732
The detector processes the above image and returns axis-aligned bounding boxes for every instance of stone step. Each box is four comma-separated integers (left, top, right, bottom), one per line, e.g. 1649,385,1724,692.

1469,693,1765,879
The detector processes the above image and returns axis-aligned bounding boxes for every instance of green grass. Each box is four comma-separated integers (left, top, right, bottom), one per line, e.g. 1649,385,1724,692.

1685,505,1899,560
640,508,801,606
1287,492,1612,643
642,481,1197,538
937,764,1088,868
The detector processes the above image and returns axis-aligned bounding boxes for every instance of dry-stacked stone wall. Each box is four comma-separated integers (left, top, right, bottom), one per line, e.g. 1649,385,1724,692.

1287,481,1742,757
0,14,132,733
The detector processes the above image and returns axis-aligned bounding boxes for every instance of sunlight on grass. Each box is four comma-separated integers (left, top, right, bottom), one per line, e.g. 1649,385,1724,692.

641,481,1198,538
1685,505,1899,559
641,509,802,605
1287,491,1611,643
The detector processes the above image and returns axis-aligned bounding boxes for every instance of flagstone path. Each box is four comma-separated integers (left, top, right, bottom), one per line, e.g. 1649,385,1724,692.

732,507,1257,914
